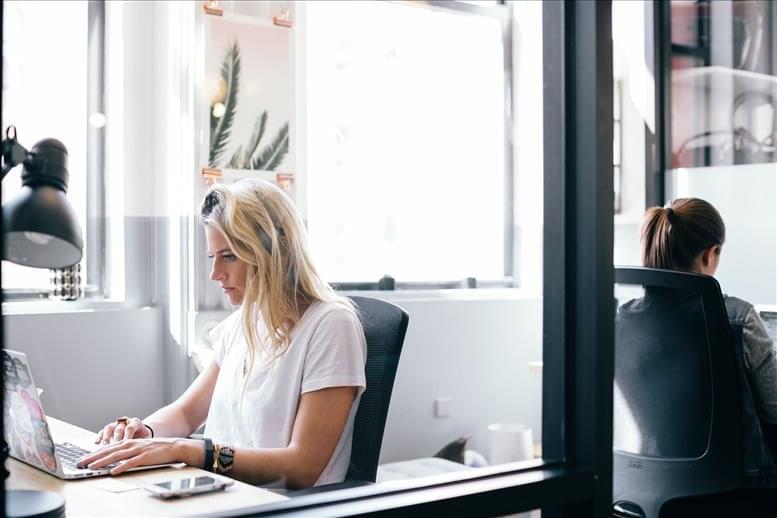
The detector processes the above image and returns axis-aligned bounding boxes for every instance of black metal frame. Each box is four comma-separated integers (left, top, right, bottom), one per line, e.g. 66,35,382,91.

200,1,615,516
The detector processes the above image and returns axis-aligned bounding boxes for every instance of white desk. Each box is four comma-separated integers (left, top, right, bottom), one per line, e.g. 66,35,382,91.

7,418,288,517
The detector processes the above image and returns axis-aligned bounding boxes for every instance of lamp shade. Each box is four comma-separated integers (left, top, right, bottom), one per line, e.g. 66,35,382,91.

2,138,83,268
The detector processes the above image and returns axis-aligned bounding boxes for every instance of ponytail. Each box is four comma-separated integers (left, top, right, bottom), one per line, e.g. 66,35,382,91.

640,198,725,272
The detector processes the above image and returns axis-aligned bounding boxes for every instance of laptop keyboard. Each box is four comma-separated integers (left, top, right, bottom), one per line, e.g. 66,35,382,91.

56,442,118,470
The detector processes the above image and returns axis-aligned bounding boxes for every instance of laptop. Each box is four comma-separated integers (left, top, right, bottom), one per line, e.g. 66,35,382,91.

3,349,178,479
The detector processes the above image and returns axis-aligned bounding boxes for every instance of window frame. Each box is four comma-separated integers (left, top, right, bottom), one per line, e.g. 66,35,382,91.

199,1,615,515
86,0,107,299
1,0,107,301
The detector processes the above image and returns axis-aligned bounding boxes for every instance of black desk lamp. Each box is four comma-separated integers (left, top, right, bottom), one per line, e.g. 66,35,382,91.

2,126,84,268
2,125,82,517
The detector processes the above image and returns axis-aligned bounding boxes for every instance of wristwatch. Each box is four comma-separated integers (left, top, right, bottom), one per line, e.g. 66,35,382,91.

202,438,214,471
213,443,234,474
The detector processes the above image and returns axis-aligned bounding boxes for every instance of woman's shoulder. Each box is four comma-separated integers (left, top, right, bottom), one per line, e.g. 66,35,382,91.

296,299,364,345
304,299,359,325
723,294,756,324
210,308,243,344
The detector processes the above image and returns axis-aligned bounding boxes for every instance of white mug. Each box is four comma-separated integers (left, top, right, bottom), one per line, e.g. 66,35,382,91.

488,423,534,464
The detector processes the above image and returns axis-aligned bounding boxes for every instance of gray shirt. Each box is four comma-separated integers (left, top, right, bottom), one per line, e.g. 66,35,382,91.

730,298,777,424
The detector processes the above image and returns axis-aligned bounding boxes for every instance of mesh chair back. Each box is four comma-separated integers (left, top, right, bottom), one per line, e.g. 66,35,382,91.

612,267,742,518
615,288,712,458
345,296,409,482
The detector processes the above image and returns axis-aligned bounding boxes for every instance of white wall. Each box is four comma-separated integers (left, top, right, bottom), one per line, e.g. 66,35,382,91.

359,292,543,464
4,307,165,431
667,164,777,305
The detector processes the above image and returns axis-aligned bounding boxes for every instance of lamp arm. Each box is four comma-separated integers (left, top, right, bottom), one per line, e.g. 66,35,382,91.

1,125,29,181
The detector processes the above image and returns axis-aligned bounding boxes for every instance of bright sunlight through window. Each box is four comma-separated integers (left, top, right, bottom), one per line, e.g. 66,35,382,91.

305,1,506,284
2,1,88,292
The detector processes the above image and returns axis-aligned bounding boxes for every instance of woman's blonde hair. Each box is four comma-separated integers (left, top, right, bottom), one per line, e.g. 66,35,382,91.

200,179,351,378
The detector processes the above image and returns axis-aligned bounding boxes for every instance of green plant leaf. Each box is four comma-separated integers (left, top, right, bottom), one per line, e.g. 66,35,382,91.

244,111,268,164
209,41,240,167
227,145,244,169
251,122,289,171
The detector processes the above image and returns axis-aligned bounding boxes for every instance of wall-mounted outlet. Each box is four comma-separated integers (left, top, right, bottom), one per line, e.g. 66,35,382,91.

434,397,452,418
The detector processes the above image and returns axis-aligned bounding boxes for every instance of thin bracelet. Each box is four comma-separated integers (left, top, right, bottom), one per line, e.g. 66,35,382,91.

144,423,155,438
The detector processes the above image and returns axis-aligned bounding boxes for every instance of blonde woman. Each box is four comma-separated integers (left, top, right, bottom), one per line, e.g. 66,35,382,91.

79,179,367,488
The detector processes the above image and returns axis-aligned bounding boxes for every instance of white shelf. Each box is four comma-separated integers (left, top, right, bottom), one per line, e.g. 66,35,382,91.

668,162,777,175
673,65,777,94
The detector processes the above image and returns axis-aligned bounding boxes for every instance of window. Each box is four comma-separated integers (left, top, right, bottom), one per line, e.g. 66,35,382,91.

304,1,509,285
2,0,102,298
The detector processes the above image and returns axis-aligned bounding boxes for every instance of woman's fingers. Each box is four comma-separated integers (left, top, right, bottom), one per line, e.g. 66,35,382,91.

109,451,151,475
94,417,143,444
98,423,116,445
112,421,127,443
77,440,135,468
77,437,179,474
88,444,144,470
123,420,140,441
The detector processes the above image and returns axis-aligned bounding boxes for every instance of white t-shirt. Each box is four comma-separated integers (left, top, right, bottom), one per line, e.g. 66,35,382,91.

203,300,367,486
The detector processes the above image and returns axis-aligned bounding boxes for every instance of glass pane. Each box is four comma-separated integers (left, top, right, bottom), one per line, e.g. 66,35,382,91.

2,0,89,291
302,0,544,484
612,0,650,266
305,1,506,283
666,0,777,306
669,0,777,169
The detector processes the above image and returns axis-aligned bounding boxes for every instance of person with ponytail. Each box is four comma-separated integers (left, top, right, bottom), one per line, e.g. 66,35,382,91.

78,179,367,489
640,198,777,427
639,198,777,490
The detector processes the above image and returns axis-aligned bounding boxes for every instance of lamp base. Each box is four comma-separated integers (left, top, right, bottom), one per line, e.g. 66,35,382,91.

6,490,65,518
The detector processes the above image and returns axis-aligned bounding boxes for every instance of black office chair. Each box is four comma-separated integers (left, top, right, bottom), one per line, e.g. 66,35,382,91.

612,267,742,518
345,296,409,482
291,295,409,495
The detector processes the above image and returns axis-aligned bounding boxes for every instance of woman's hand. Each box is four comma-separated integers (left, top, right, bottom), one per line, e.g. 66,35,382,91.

77,437,204,475
95,417,152,445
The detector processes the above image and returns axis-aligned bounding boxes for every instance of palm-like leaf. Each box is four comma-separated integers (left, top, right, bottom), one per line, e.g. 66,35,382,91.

209,41,240,166
227,145,244,169
251,123,289,171
244,111,268,165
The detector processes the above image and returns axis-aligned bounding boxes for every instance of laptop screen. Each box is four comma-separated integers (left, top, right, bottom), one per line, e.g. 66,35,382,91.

3,349,59,474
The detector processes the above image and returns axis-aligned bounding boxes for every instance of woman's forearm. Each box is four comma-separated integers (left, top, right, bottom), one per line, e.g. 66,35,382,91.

144,403,200,438
172,441,311,488
144,361,220,438
219,446,315,489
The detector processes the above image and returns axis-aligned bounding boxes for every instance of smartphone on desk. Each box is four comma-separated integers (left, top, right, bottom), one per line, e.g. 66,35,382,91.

144,475,234,499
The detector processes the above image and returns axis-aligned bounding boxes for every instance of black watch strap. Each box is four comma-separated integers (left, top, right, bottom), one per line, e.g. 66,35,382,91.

203,437,214,471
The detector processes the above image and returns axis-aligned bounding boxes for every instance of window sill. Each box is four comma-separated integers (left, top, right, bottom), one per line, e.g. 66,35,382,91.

336,287,541,303
2,298,143,316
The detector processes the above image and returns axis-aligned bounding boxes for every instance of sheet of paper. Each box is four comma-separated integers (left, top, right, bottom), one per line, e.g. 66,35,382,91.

87,478,140,493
